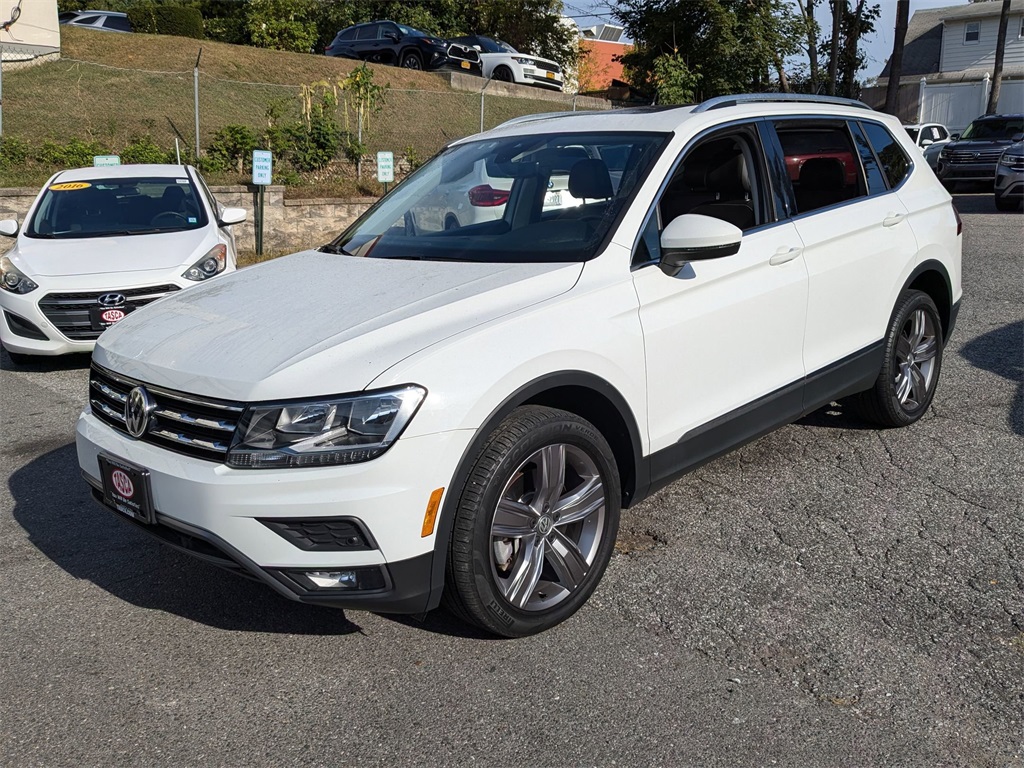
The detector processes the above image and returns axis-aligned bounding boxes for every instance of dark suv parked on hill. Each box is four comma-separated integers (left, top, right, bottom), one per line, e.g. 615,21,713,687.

936,113,1024,190
325,20,480,75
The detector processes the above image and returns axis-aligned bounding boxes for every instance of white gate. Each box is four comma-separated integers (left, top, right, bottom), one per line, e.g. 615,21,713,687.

918,76,1024,133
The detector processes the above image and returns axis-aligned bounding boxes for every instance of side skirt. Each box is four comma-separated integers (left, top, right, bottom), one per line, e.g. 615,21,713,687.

640,340,884,500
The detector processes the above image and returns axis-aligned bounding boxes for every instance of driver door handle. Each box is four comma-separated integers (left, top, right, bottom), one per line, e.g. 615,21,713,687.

883,212,906,227
769,246,802,266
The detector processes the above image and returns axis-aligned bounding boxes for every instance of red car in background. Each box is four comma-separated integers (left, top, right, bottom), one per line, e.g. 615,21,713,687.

778,130,859,187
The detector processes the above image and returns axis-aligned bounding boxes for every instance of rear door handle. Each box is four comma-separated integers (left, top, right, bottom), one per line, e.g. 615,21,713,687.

883,212,906,227
769,246,802,266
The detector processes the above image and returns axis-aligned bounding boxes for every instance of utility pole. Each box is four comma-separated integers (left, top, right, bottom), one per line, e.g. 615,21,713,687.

193,48,202,159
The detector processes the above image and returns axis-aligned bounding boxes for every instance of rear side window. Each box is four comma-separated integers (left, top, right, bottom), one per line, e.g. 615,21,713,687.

860,121,912,189
774,122,864,215
74,15,101,25
338,28,356,42
103,16,131,32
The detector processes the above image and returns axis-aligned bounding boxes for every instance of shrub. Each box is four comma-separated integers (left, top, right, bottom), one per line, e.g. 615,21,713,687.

206,124,258,173
36,138,109,168
244,0,317,52
0,136,32,168
120,135,173,165
128,5,205,39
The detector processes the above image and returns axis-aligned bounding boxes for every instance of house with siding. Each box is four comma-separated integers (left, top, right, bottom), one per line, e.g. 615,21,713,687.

870,0,1024,129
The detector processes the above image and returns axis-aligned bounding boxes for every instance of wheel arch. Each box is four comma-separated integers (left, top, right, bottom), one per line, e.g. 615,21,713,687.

901,259,953,342
423,370,646,612
399,47,423,66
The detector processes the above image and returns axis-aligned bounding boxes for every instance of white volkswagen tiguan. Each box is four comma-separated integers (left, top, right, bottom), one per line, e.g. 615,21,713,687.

75,96,962,637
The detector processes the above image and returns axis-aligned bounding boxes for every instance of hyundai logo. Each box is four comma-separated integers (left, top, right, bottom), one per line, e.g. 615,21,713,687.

125,386,156,438
97,293,126,308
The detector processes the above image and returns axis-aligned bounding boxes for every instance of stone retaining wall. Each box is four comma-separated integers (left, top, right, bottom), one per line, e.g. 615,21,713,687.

0,186,375,255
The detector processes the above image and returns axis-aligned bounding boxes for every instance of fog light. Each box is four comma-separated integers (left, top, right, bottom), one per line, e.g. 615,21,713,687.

307,570,358,588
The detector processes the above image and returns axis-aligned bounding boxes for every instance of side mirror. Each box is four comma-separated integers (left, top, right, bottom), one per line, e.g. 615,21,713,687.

659,214,741,277
950,133,961,141
0,219,19,237
920,138,934,147
218,207,247,226
1013,132,1024,142
384,31,399,42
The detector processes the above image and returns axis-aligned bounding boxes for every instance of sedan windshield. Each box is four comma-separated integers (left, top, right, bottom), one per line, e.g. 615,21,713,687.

328,131,668,264
26,176,208,239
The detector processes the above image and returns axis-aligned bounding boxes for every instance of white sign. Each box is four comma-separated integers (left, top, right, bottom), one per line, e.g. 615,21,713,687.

376,151,394,183
252,150,273,185
93,155,121,167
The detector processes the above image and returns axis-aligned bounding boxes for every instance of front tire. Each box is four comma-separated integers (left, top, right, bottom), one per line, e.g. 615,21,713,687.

994,195,1021,212
400,51,422,70
492,65,514,83
855,290,943,427
444,406,620,637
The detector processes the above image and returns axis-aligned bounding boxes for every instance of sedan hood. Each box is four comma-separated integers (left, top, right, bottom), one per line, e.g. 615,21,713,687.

15,228,210,277
95,251,583,401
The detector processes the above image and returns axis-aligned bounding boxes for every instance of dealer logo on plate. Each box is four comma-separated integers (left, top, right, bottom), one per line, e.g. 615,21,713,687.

100,309,126,323
111,469,134,498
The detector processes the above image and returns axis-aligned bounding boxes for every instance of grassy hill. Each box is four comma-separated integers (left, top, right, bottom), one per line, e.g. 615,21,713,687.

1,27,576,193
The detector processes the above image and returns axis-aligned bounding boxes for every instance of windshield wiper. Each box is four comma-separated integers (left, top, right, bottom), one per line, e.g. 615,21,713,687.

319,242,353,255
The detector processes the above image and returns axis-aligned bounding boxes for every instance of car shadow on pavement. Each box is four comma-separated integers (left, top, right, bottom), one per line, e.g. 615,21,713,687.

0,348,92,372
960,319,1023,436
10,443,364,635
795,399,878,430
951,192,999,214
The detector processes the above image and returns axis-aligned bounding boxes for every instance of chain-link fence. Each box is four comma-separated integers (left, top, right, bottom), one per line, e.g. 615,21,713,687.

2,56,611,180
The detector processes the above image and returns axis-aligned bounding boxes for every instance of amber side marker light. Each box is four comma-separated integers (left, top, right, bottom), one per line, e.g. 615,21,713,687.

421,488,444,537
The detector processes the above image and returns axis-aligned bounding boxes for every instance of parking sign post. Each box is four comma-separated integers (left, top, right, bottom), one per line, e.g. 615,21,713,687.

252,150,273,256
377,151,394,194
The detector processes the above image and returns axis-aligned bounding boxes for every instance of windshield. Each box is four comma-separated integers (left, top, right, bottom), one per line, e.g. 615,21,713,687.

26,176,208,239
327,131,668,264
398,24,427,37
960,117,1024,140
472,37,515,53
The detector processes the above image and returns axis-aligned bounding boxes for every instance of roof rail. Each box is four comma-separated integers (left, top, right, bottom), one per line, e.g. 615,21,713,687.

693,93,872,113
494,111,578,129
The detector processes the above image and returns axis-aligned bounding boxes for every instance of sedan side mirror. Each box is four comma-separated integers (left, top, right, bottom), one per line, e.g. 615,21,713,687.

920,138,934,147
0,219,19,237
218,207,247,226
659,214,742,277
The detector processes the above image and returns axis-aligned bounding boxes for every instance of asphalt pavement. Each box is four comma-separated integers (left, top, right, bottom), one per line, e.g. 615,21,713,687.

1,193,1021,767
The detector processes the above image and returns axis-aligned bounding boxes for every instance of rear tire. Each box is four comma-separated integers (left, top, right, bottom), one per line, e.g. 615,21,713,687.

855,290,943,427
443,406,620,637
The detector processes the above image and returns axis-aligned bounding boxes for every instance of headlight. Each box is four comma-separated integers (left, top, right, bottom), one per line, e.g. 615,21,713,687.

940,146,952,157
227,385,427,469
513,57,536,66
182,244,227,281
999,154,1023,168
0,256,38,294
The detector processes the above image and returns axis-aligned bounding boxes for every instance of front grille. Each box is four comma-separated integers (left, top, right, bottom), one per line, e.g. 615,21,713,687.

535,60,560,73
89,364,244,461
38,284,180,341
945,149,1004,164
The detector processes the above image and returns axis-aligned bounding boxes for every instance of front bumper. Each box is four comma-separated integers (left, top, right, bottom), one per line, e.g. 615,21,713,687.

936,160,998,182
994,170,1024,199
76,409,473,613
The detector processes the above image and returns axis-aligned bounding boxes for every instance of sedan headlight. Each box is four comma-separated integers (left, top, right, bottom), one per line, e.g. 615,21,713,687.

0,255,38,294
227,385,427,469
182,244,227,281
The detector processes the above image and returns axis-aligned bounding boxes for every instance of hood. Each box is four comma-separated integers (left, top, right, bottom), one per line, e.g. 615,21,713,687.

945,136,1018,151
14,228,211,277
95,251,583,401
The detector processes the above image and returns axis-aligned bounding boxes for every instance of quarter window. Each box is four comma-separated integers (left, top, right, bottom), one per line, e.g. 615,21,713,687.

860,122,912,189
338,28,356,42
965,22,980,44
356,24,378,41
774,122,864,215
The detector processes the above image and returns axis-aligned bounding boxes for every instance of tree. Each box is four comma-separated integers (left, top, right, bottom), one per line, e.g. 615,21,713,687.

652,53,701,104
986,0,1012,114
819,0,880,98
613,0,806,99
798,0,821,93
884,0,909,115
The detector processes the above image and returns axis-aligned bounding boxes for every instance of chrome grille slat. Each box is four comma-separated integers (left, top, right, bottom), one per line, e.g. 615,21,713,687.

89,364,243,462
152,407,236,433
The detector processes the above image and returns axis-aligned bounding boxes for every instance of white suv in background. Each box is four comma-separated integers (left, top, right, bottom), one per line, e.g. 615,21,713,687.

75,96,962,637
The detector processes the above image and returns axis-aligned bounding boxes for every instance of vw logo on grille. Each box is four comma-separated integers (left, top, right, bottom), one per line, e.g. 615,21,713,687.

125,386,156,438
97,293,126,308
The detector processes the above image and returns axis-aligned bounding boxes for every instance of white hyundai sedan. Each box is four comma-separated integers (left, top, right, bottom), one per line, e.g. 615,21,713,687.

0,164,246,364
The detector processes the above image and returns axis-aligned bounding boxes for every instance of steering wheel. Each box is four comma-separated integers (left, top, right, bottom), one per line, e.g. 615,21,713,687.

151,212,188,227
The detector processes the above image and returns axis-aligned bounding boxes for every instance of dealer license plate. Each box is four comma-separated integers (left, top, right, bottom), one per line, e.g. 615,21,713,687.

99,454,155,524
89,304,135,331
